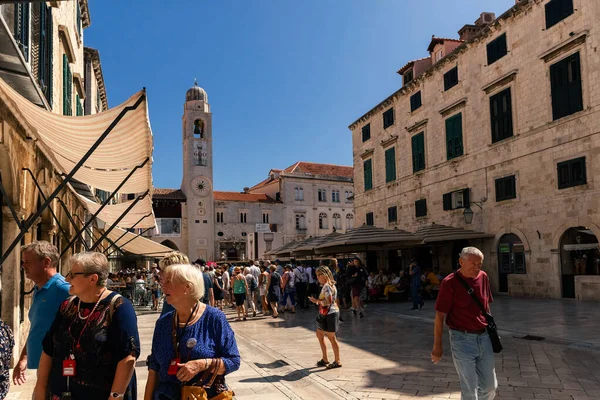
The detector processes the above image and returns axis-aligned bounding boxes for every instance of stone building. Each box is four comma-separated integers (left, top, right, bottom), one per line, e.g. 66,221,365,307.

151,85,354,261
0,0,121,363
349,0,600,300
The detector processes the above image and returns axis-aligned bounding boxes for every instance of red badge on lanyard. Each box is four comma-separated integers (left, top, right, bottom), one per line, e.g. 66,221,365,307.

62,359,76,377
167,357,180,375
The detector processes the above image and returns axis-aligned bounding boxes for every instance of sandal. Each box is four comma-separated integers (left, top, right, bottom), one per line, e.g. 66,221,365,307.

316,359,329,367
326,361,342,369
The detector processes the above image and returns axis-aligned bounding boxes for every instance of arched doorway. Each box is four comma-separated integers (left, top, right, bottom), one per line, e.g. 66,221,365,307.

497,234,526,293
560,227,600,298
160,240,178,251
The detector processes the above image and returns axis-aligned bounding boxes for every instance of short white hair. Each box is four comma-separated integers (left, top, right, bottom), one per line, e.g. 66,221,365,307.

460,247,484,260
243,267,251,275
162,263,205,301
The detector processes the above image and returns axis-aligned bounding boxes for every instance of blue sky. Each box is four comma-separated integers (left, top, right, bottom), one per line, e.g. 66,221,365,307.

85,0,515,192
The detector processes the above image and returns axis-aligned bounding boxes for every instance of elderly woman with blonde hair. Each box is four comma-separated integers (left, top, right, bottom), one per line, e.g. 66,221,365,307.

144,263,240,400
34,252,140,400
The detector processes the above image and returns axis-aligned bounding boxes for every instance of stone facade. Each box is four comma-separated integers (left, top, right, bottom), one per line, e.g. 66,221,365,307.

349,0,600,299
0,1,111,363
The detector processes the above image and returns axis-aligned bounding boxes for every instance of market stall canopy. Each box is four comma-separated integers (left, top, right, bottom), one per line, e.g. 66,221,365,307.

265,239,302,256
416,223,494,243
75,192,156,229
292,232,342,256
106,227,173,257
315,225,423,254
0,77,153,193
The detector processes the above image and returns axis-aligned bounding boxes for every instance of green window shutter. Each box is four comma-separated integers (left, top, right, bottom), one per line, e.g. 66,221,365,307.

67,64,72,115
363,159,373,191
551,52,583,120
76,95,83,116
442,193,452,211
412,132,425,173
46,6,53,107
446,114,463,160
62,54,68,115
385,147,396,183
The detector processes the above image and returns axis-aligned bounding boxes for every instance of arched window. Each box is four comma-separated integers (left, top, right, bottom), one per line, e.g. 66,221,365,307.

193,119,205,138
346,213,354,230
294,186,304,201
318,189,326,202
332,190,340,203
332,213,341,230
319,213,328,229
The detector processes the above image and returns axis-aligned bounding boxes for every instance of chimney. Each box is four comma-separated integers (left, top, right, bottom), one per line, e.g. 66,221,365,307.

458,11,496,41
243,187,250,193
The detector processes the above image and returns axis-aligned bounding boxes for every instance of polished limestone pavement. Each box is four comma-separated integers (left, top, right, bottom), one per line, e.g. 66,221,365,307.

8,296,600,399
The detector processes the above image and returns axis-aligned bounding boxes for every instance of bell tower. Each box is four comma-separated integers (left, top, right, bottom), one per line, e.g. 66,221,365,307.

181,81,215,261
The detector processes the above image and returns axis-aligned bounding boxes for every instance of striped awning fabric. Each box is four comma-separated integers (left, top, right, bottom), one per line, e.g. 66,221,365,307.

0,77,153,193
106,227,173,257
75,192,156,229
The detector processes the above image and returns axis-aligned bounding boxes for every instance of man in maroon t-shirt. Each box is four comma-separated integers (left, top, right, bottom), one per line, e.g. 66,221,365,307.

431,247,497,400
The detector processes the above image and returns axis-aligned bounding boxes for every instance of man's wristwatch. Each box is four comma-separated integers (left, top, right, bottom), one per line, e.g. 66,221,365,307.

110,393,124,398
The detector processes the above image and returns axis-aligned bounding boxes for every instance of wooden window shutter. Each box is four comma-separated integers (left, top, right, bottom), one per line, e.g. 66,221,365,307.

462,188,470,208
62,54,68,115
364,159,373,191
385,147,396,182
567,53,583,115
411,135,418,172
442,193,452,211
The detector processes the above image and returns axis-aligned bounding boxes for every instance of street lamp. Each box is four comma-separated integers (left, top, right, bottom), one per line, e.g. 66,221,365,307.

463,207,474,224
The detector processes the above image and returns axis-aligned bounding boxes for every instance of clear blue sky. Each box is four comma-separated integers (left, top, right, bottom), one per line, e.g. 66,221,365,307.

85,0,515,192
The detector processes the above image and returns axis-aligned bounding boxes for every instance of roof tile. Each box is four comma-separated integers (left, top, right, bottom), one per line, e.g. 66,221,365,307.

153,188,186,200
213,191,277,203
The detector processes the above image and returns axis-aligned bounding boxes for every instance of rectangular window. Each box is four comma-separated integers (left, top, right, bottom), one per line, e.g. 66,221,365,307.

318,189,326,202
62,54,72,116
490,88,513,143
546,0,574,29
239,212,247,223
295,214,306,230
332,190,340,203
444,67,459,91
262,213,269,224
366,212,374,226
385,147,396,183
445,113,464,160
383,108,394,129
415,199,427,218
362,124,371,142
14,3,30,62
487,33,507,65
435,50,443,62
387,206,397,223
38,4,53,106
495,175,517,202
403,69,414,86
550,52,583,121
216,212,224,223
410,91,422,112
363,159,373,191
443,189,470,211
557,157,586,189
411,132,426,173
76,1,82,37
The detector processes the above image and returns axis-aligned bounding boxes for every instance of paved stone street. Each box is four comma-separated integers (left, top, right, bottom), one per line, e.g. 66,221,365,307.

7,296,600,399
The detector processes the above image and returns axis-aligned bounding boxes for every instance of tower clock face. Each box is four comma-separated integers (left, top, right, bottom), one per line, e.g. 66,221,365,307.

191,176,212,197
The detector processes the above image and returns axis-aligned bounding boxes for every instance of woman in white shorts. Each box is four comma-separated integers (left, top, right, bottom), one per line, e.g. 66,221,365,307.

259,264,269,313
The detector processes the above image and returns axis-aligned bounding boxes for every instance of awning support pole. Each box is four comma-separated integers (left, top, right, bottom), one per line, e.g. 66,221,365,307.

89,191,150,251
55,198,89,252
21,168,72,249
103,213,152,255
106,226,154,257
59,157,150,257
71,213,109,253
0,93,147,267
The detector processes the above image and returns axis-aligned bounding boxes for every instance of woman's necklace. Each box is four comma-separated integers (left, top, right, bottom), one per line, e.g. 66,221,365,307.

77,287,107,320
177,302,200,326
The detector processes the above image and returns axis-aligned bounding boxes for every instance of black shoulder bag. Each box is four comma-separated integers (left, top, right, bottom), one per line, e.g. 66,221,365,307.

454,273,503,354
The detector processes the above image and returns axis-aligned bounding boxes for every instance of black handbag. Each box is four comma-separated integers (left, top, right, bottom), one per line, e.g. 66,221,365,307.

454,273,503,354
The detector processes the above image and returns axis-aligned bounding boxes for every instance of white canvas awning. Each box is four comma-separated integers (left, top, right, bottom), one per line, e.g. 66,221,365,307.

0,77,153,193
107,227,173,257
76,193,156,229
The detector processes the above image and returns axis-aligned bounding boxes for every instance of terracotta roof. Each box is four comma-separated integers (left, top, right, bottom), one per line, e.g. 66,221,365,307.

213,191,277,203
283,162,353,178
249,176,276,191
397,57,431,75
153,188,186,200
427,37,464,53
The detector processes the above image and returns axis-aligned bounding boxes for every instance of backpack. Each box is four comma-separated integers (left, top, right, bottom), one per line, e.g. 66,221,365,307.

250,276,258,291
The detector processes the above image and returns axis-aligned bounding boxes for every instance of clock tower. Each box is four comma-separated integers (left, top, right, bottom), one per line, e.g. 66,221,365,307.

181,81,215,261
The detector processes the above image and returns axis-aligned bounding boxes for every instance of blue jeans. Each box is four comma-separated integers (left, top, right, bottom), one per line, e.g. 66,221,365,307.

411,284,422,307
449,330,498,400
281,288,296,307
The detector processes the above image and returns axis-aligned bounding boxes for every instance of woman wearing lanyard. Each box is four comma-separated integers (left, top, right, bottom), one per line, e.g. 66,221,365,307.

33,252,140,400
144,263,240,400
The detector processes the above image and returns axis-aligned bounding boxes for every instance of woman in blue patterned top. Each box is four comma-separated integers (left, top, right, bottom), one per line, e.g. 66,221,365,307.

0,279,14,399
144,263,240,400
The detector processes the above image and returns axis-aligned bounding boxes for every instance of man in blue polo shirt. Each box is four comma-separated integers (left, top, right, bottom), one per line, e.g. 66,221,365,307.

12,241,70,386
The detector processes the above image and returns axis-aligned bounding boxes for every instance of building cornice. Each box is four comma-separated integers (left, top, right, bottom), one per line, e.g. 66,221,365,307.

80,0,91,28
380,135,398,148
58,25,76,63
439,97,467,117
84,47,108,110
405,118,428,133
482,69,518,94
348,0,539,131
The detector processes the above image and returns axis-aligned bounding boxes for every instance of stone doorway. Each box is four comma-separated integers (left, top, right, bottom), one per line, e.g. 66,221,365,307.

497,234,526,293
559,227,599,298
